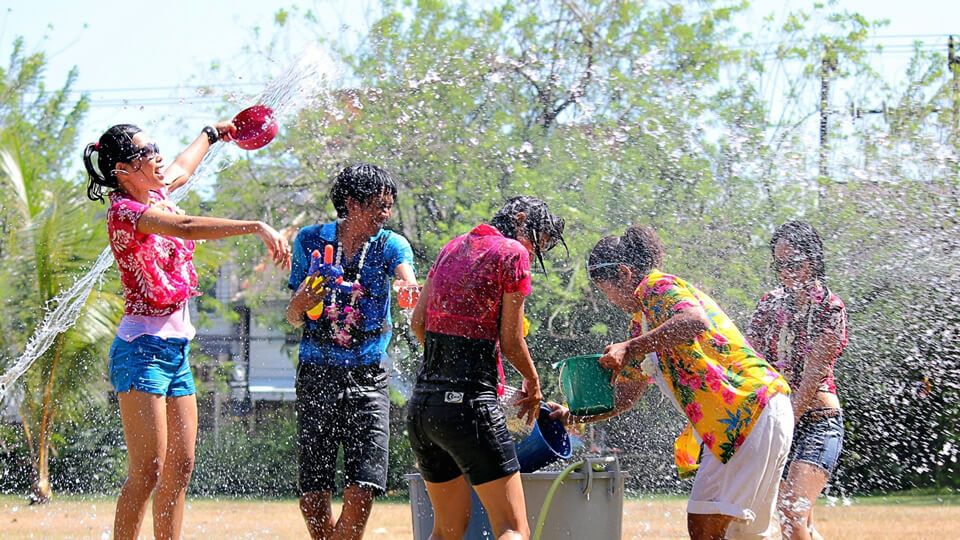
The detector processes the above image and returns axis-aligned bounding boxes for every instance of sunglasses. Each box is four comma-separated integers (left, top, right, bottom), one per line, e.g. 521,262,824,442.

541,233,559,252
773,256,807,271
125,143,160,163
540,216,565,252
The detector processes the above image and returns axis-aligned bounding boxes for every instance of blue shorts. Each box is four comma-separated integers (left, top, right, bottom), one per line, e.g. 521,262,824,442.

109,335,196,397
784,409,844,478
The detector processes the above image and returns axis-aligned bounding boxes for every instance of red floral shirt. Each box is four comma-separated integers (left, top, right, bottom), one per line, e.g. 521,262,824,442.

106,189,199,316
747,285,847,395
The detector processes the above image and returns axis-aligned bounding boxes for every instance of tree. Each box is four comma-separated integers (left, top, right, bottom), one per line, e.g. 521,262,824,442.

206,0,958,493
0,38,123,503
213,0,786,488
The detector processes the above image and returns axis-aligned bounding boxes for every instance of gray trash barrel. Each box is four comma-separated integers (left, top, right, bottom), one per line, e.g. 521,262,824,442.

406,457,626,539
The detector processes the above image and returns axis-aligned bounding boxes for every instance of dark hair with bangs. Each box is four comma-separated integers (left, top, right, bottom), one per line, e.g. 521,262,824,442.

329,163,398,218
770,221,827,284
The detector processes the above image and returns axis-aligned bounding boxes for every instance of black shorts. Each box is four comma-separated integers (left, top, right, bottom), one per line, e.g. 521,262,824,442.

405,391,519,486
296,362,390,496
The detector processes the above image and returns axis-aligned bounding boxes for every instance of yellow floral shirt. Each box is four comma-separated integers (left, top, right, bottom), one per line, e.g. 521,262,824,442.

620,270,790,477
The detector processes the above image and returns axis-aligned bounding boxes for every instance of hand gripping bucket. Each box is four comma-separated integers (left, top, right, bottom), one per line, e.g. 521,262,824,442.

556,354,616,416
516,405,572,473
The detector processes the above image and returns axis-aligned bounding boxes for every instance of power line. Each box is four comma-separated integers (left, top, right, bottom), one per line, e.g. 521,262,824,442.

864,34,957,40
21,82,266,96
16,35,958,104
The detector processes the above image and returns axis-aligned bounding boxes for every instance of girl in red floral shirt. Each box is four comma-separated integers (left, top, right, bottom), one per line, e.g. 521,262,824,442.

84,122,289,540
747,221,848,540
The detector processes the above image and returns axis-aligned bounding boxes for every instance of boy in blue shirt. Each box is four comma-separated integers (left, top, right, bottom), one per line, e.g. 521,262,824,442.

285,164,416,539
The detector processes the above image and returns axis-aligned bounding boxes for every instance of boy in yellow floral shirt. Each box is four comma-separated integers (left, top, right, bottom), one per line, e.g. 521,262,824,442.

548,226,792,540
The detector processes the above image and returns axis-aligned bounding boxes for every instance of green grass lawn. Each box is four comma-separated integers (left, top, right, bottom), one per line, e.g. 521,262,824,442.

849,488,960,506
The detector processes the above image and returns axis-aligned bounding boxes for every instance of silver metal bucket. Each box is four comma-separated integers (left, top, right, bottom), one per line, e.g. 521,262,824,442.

406,457,627,539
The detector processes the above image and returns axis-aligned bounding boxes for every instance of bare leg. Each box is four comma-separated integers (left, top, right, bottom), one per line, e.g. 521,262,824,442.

779,462,829,540
424,475,472,540
473,472,529,540
332,484,376,540
687,513,734,540
300,490,335,539
808,516,824,540
152,394,197,540
299,486,378,540
114,391,167,540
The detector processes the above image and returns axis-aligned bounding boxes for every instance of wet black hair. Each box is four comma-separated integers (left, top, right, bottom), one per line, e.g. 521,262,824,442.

82,124,143,203
770,220,827,284
490,195,567,273
329,163,398,218
587,225,664,284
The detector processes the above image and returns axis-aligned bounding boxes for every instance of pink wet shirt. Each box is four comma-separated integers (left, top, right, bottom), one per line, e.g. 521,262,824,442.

425,224,532,340
424,224,532,394
107,189,200,317
747,285,847,395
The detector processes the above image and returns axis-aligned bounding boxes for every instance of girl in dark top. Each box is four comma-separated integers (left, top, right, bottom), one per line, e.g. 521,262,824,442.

407,196,565,540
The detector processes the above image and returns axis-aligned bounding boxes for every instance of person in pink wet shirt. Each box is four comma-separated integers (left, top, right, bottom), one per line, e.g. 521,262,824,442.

407,196,566,540
747,221,848,540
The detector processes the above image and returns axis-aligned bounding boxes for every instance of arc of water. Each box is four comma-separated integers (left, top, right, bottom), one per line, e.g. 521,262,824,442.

0,248,114,399
0,46,337,403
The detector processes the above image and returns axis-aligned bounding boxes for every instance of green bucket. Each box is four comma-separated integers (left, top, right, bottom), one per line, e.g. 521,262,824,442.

555,354,615,416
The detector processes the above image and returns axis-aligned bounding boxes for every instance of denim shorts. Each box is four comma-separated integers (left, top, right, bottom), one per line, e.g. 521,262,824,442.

296,362,390,496
784,409,844,479
406,390,520,486
108,335,195,397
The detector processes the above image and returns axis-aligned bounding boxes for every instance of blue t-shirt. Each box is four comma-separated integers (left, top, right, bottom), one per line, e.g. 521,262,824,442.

288,222,414,366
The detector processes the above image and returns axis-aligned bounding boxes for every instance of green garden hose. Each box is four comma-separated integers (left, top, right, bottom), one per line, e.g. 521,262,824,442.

531,459,585,540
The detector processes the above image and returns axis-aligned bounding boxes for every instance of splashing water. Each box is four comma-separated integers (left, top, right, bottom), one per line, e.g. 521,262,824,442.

0,46,338,403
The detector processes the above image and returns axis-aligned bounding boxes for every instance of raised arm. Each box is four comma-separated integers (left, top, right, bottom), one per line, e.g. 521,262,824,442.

599,305,709,375
165,121,237,192
546,378,648,425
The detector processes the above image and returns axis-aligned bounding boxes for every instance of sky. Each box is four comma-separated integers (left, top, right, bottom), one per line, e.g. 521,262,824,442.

1,0,377,163
1,0,958,168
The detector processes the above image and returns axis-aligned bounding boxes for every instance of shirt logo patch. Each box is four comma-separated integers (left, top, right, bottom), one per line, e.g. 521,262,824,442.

444,391,464,404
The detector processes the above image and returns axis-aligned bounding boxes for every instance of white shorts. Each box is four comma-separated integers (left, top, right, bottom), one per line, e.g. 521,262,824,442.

687,392,794,539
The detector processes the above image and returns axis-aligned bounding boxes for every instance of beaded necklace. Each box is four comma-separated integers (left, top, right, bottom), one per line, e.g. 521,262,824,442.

324,238,369,348
775,282,822,382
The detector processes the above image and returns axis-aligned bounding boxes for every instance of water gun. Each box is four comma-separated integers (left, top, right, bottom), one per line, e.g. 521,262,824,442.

394,281,421,309
304,245,362,320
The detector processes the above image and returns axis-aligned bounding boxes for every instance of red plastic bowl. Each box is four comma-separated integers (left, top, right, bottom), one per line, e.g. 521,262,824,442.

232,105,278,150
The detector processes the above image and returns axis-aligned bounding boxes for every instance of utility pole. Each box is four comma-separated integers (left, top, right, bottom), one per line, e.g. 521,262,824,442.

819,44,837,196
949,36,959,143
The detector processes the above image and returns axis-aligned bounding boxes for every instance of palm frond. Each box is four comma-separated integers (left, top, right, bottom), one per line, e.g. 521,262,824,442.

0,144,29,220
